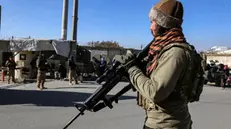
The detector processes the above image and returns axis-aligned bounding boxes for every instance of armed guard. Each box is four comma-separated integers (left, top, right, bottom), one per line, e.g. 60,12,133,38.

36,54,48,90
62,0,205,128
114,0,205,129
68,56,78,85
5,56,16,84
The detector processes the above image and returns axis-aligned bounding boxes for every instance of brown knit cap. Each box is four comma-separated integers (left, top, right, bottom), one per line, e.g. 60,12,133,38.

148,0,184,28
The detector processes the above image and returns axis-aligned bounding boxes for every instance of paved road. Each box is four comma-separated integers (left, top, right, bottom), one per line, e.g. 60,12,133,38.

1,81,231,129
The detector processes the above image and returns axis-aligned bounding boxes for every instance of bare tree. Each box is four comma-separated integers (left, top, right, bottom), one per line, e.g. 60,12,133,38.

87,41,123,48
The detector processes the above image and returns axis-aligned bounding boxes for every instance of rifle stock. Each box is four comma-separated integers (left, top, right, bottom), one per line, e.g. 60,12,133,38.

63,39,154,129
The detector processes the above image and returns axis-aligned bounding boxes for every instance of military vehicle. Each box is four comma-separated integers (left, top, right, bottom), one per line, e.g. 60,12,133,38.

204,60,223,86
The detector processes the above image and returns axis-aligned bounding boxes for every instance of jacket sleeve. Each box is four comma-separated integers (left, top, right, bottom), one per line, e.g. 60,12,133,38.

128,47,188,103
5,61,9,67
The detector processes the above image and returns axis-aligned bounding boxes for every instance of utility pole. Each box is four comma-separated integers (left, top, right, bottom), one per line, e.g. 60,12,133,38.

61,0,68,40
0,5,2,32
71,0,78,42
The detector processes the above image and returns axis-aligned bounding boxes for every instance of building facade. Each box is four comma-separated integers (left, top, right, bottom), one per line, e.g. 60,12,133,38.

206,53,231,67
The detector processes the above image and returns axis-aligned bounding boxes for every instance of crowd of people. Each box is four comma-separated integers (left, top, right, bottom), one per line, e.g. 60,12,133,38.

3,54,108,90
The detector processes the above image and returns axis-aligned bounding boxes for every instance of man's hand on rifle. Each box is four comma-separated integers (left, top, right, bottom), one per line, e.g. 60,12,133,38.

113,50,136,72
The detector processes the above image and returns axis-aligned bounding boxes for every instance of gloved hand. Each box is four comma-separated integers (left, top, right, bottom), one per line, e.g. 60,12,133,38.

113,50,134,63
113,50,136,71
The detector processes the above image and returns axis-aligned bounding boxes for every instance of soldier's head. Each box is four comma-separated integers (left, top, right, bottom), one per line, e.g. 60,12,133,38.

40,54,45,59
149,0,184,37
71,55,74,60
9,56,13,61
101,56,105,61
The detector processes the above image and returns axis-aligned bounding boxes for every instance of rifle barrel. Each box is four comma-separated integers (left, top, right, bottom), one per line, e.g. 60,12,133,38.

63,112,82,129
62,39,154,129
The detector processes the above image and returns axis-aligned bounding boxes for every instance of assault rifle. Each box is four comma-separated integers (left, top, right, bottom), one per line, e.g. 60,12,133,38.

63,40,153,129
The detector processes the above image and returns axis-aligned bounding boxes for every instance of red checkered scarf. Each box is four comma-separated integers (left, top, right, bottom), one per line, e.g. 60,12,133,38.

146,28,186,75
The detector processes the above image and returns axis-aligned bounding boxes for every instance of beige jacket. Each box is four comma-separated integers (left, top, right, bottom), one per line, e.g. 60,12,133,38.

128,46,192,129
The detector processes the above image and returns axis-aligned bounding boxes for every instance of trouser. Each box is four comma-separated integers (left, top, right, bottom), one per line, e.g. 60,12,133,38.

221,78,226,88
143,125,192,129
69,69,78,84
30,68,37,79
143,112,192,129
37,71,46,88
8,69,15,84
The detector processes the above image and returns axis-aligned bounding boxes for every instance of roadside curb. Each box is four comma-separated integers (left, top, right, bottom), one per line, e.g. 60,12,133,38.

0,83,22,89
